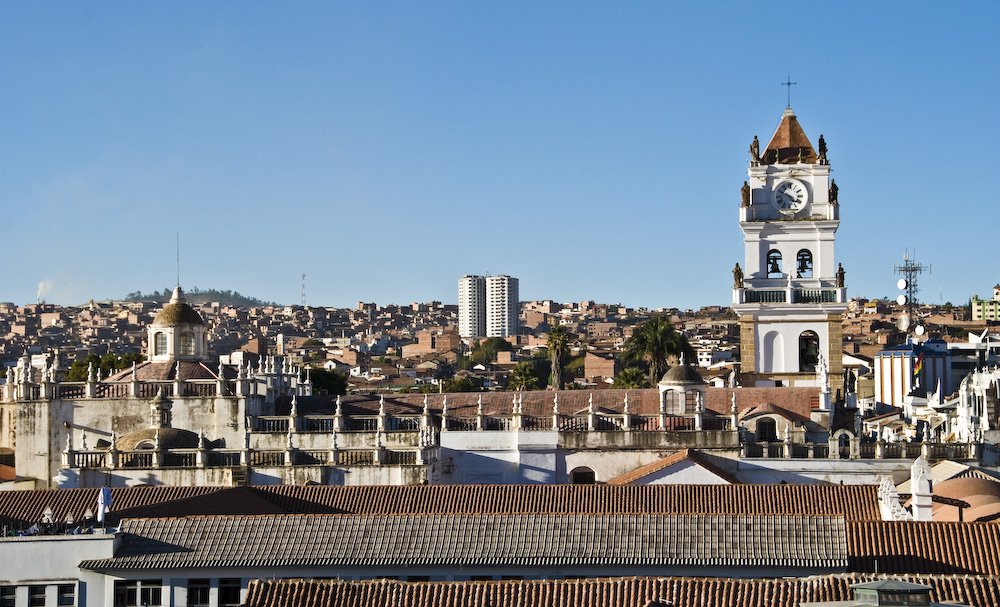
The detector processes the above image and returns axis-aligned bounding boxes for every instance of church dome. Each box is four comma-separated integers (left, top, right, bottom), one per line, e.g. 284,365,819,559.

115,427,200,451
152,286,204,326
660,364,704,385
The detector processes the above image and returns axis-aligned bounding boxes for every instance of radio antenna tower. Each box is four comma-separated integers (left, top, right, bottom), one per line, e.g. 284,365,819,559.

894,250,931,334
301,273,306,307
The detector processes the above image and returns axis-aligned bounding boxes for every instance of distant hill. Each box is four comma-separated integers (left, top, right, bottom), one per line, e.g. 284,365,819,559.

123,288,278,308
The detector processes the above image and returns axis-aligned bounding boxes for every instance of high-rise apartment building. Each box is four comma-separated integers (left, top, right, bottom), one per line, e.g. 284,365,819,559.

458,274,519,338
458,275,487,338
486,275,519,338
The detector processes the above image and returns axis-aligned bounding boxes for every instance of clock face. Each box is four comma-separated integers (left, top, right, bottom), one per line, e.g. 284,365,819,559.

773,179,808,215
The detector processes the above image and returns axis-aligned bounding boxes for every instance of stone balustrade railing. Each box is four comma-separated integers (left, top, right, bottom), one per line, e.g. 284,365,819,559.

742,439,975,461
63,445,426,470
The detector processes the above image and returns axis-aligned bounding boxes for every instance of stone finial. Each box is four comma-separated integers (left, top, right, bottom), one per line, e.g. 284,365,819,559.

331,431,338,450
198,429,205,449
335,395,343,416
5,366,13,385
237,362,246,381
623,393,630,415
552,393,559,415
375,431,384,449
81,430,89,450
476,394,483,417
588,393,594,414
730,392,737,414
154,427,161,450
65,433,72,452
290,394,298,417
378,394,386,416
441,395,449,416
218,361,225,379
131,362,137,380
87,362,96,383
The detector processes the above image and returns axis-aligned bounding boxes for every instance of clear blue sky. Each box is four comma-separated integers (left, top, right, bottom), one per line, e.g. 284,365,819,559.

2,3,997,309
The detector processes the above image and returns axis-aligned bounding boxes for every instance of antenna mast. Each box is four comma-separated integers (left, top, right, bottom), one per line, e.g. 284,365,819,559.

301,273,306,307
176,233,181,287
894,250,931,334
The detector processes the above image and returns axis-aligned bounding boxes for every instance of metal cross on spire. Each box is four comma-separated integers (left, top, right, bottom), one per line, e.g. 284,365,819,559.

782,73,797,108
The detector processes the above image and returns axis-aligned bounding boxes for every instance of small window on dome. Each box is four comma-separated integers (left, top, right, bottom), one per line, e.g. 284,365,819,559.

179,332,195,356
154,332,167,356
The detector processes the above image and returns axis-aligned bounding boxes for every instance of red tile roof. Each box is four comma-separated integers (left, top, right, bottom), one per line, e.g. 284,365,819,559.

307,387,819,419
251,484,880,521
242,574,1000,607
606,449,740,486
848,521,1000,575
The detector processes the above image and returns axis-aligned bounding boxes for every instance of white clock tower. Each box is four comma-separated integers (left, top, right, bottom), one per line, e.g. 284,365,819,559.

733,107,847,387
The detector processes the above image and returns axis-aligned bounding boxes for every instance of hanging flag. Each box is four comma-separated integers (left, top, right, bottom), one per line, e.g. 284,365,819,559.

912,351,924,390
97,486,113,525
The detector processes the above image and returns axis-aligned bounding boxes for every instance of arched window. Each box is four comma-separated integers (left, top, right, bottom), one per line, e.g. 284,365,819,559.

796,249,813,278
757,418,777,442
570,466,596,484
799,330,820,372
154,332,167,356
766,250,783,278
179,332,195,356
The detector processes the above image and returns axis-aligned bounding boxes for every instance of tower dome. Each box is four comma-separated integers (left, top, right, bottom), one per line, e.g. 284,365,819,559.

147,286,208,362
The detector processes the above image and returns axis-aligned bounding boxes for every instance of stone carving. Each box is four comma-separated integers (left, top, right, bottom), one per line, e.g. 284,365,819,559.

817,134,828,164
732,263,744,288
749,135,760,164
740,181,750,207
836,263,846,288
830,179,839,204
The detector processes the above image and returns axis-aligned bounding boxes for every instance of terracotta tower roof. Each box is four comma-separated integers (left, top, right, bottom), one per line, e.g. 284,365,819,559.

763,107,817,164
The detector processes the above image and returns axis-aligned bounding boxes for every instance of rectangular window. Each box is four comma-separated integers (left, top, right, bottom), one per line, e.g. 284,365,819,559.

58,584,76,606
0,587,15,607
114,580,162,607
29,586,46,607
218,578,241,607
186,579,210,607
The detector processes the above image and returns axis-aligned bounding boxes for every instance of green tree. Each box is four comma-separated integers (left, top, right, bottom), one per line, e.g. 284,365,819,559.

66,352,145,381
622,315,696,385
613,366,649,389
547,326,569,389
470,338,514,364
507,361,540,391
443,376,479,393
310,368,347,395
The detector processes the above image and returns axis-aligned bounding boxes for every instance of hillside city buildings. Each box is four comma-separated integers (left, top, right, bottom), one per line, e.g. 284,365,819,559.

3,106,1000,607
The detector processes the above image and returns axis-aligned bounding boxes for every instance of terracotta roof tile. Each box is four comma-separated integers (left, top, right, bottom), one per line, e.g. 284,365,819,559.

243,575,1000,607
302,387,819,419
763,108,818,164
251,484,880,520
0,486,226,529
606,450,740,486
848,521,1000,575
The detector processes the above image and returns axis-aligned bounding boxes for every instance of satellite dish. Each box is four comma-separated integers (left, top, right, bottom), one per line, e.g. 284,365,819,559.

897,279,908,290
896,295,907,306
915,325,926,336
896,314,911,331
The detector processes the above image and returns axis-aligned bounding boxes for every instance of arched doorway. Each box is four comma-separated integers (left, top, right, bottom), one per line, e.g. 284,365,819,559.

570,466,596,484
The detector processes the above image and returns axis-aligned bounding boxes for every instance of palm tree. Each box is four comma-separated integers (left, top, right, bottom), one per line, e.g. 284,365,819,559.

507,361,539,391
622,315,695,385
547,326,569,390
613,366,649,389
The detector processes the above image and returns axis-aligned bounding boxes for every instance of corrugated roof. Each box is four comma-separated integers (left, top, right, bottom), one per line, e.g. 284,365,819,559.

80,513,847,572
251,484,881,520
242,574,1000,607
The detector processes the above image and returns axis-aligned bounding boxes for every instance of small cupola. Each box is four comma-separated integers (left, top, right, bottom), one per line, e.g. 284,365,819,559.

147,286,208,362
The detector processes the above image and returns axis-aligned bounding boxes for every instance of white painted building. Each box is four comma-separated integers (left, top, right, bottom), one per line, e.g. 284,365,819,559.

486,275,519,338
732,107,848,387
457,275,486,338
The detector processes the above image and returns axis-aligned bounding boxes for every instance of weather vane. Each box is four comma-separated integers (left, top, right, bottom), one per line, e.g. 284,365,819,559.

782,73,797,108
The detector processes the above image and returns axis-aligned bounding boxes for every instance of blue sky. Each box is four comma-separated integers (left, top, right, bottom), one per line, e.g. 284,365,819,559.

1,3,997,309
